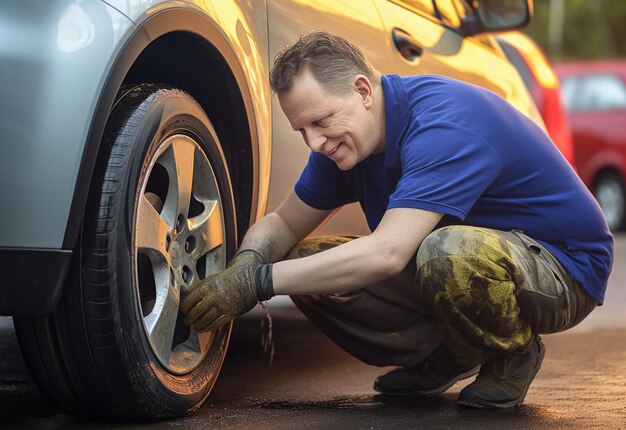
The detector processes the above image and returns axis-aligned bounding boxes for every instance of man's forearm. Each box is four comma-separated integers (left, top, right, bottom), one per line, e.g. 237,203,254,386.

237,212,300,263
271,208,443,296
271,233,404,296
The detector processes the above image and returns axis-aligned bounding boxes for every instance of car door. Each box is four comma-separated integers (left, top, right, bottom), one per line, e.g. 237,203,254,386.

373,0,483,83
267,0,389,234
373,0,540,121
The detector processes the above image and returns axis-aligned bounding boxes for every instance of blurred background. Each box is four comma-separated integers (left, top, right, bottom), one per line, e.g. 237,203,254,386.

525,0,626,61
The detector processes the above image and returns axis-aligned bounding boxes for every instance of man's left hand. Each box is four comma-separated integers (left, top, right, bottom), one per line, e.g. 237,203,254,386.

181,251,264,332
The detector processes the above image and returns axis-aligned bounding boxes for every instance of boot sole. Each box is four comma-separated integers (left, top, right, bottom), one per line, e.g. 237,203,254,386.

458,338,546,409
374,366,480,397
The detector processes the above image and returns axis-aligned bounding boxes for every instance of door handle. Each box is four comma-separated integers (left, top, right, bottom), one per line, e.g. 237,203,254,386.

392,28,423,62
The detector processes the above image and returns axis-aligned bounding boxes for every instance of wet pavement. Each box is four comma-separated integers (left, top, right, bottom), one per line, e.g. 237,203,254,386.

1,234,625,429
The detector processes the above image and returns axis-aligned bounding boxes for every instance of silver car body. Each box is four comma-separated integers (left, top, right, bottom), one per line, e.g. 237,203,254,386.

0,0,540,315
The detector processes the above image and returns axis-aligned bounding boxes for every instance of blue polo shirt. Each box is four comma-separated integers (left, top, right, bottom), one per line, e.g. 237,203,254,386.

294,74,613,304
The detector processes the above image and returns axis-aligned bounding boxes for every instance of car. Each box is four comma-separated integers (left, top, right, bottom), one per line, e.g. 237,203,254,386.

496,31,574,165
555,61,626,230
0,0,538,419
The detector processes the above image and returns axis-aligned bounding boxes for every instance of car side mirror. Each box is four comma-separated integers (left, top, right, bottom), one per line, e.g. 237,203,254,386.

462,0,533,36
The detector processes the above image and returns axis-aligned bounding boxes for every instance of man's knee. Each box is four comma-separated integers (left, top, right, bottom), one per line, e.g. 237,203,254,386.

415,226,517,299
284,235,360,260
416,226,513,264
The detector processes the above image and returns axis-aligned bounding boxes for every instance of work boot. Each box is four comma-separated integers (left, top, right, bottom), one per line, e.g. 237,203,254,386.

373,344,479,397
458,335,545,408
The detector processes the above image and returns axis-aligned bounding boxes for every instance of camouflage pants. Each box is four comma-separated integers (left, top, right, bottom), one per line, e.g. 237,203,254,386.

286,226,597,370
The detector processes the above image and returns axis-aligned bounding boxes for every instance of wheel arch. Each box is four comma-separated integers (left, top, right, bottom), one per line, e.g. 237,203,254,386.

583,151,626,190
63,8,262,250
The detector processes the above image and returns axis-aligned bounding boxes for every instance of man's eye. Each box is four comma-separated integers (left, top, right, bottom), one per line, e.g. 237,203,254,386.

317,118,331,127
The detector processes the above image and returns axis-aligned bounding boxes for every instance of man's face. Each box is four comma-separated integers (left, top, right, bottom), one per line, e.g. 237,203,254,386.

278,68,381,171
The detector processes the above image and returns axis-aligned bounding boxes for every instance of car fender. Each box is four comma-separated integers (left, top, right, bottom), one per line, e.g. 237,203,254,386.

64,3,271,249
0,0,135,249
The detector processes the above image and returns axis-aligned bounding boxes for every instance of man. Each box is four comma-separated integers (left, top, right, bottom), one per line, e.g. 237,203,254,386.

181,31,613,408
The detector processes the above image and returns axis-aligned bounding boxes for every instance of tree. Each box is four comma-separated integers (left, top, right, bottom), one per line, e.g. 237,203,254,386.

525,0,626,61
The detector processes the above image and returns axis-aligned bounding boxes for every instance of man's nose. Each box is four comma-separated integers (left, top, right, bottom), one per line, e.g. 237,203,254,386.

306,130,327,153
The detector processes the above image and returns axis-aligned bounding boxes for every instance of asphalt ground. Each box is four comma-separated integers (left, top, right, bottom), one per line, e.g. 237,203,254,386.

1,234,625,429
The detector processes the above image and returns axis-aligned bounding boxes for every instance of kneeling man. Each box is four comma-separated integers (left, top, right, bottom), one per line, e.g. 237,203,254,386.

182,31,613,409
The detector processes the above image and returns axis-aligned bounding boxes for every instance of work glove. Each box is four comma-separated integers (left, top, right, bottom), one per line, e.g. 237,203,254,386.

181,250,274,332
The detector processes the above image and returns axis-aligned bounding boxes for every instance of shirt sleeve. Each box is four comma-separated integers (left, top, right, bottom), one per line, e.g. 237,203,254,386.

294,152,357,210
388,122,502,220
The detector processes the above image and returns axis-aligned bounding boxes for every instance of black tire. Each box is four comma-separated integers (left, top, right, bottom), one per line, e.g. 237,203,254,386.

593,171,626,231
14,85,237,419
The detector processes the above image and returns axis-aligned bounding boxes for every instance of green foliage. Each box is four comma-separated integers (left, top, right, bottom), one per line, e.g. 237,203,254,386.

525,0,626,61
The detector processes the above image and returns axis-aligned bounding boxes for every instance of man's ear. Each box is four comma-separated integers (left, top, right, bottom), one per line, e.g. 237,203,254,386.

354,75,373,109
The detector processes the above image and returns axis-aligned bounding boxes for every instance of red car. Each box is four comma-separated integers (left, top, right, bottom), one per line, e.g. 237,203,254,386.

555,61,626,231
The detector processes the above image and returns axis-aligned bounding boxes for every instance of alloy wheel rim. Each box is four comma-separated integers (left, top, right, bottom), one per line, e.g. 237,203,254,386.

133,134,227,375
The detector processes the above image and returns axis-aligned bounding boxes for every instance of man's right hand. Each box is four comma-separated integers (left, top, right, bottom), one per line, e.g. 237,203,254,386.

181,250,265,332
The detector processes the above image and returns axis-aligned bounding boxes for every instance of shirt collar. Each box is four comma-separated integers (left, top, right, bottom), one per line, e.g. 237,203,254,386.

381,74,410,168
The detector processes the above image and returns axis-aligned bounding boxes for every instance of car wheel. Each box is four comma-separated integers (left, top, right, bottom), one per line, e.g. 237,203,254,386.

14,85,237,419
593,171,626,231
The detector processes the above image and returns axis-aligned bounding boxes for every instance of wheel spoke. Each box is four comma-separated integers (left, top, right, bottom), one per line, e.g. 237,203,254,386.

161,137,195,227
143,273,180,365
173,138,195,219
188,200,224,257
136,194,169,264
